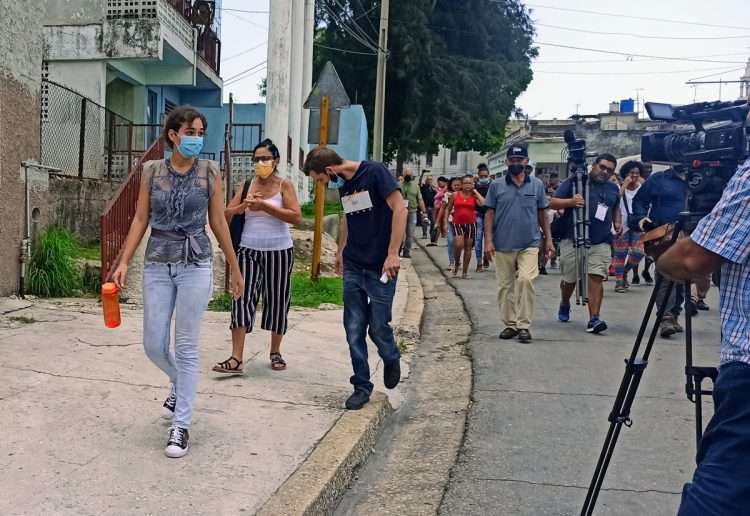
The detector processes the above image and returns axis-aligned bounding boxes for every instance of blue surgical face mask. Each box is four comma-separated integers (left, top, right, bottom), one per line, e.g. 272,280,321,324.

177,135,204,158
327,171,345,190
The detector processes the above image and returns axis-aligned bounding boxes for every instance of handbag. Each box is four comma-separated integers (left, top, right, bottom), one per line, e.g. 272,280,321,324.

641,223,676,259
229,180,251,252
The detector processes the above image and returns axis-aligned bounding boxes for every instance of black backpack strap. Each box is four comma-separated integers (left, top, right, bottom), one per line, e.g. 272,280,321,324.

240,179,251,200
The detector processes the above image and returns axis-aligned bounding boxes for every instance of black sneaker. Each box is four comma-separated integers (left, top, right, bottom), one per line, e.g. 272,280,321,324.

499,327,519,340
517,329,532,343
345,390,370,410
384,359,401,389
165,426,189,458
642,269,654,285
586,318,608,334
161,386,176,420
696,299,710,311
540,267,548,275
687,299,698,317
630,272,640,285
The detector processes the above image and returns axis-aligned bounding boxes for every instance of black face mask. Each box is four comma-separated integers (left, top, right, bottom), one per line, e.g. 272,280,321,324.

404,175,413,182
508,164,525,176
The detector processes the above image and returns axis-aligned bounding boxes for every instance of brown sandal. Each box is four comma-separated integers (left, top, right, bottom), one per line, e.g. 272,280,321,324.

270,352,287,371
212,356,244,374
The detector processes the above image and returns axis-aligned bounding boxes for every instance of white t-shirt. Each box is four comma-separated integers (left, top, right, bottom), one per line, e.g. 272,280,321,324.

619,185,641,233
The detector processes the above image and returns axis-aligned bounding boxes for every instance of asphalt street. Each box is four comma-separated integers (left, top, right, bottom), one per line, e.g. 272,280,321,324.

424,240,722,516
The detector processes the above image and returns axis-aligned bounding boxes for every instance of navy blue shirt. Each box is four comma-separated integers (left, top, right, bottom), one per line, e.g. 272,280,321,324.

555,177,620,245
630,169,687,230
340,161,400,271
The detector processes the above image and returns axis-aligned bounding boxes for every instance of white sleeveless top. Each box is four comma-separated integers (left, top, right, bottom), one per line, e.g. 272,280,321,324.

240,191,294,251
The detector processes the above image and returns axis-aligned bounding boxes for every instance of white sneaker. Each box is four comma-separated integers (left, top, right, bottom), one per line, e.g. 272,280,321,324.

165,426,189,458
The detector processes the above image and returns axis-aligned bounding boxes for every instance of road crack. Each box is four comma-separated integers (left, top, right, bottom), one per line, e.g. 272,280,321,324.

475,476,681,495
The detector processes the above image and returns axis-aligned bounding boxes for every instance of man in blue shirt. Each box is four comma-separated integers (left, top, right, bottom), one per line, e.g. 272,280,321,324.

551,153,621,334
658,155,750,516
631,167,688,337
303,147,408,410
483,145,554,343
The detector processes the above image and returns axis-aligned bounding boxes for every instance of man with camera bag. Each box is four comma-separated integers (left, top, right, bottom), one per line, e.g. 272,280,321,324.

631,166,688,337
658,155,750,516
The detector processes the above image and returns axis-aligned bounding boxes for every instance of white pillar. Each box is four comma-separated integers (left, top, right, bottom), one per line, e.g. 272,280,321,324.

265,0,292,174
300,0,315,202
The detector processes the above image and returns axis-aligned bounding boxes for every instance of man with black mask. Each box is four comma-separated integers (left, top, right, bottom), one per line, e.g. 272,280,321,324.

475,164,492,272
400,169,426,258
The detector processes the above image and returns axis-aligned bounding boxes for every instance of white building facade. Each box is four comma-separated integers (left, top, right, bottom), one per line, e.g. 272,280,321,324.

397,146,487,178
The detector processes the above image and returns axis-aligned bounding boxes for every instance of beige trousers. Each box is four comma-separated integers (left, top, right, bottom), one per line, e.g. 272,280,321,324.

494,248,540,330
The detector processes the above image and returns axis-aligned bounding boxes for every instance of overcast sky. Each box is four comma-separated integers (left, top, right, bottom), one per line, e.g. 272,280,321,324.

219,0,750,119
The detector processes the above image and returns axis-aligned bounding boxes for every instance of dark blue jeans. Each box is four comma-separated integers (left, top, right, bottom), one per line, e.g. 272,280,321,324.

343,264,400,395
678,361,750,516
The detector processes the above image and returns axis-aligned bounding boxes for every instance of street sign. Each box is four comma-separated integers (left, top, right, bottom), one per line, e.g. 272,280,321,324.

304,62,351,145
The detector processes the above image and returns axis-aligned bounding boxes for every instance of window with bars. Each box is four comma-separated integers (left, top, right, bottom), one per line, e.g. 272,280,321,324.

41,61,50,122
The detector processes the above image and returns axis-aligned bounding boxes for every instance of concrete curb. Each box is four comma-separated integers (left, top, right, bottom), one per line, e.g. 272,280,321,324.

255,260,425,516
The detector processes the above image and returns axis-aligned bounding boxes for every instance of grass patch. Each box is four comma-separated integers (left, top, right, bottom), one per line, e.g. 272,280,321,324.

207,273,343,311
28,227,82,297
301,201,342,219
74,241,101,261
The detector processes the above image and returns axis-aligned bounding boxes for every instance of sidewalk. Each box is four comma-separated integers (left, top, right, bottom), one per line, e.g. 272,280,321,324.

0,266,417,516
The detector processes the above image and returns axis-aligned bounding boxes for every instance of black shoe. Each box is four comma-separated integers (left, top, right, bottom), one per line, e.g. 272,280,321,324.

687,299,698,317
586,318,608,334
696,299,710,311
161,386,176,420
517,329,532,343
499,327,519,340
540,267,548,275
402,252,411,258
345,390,371,410
630,273,640,285
384,360,401,389
642,270,654,285
165,426,189,458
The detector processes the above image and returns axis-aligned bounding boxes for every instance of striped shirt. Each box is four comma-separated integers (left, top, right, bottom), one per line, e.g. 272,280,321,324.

691,157,750,366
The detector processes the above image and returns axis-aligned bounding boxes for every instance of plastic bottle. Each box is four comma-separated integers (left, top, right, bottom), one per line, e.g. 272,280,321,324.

101,282,121,329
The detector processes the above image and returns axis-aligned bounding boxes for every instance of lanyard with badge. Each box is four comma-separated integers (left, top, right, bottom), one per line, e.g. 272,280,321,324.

341,190,374,214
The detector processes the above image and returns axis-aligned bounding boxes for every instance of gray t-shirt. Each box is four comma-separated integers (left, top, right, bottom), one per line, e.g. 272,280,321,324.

484,174,549,252
143,158,218,264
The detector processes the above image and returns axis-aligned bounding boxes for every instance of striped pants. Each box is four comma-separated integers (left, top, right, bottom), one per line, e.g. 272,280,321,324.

231,247,294,335
612,231,644,282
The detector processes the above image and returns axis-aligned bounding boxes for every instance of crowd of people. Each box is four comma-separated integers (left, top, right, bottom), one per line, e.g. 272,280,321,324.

409,143,711,341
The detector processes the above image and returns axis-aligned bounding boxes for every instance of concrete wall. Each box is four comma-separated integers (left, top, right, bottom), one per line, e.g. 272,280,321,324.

44,0,106,25
48,175,120,244
0,0,46,296
329,105,368,161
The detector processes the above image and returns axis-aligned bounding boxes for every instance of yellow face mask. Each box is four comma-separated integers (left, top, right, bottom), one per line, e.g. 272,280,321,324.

255,162,275,179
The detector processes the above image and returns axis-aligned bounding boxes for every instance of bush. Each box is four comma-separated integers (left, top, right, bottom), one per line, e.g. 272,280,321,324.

300,201,342,219
28,227,82,297
207,273,343,311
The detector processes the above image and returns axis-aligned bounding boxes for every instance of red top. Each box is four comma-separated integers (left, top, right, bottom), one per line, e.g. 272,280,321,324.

452,192,477,225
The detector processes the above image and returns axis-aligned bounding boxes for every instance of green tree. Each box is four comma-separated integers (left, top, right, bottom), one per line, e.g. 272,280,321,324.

314,0,535,163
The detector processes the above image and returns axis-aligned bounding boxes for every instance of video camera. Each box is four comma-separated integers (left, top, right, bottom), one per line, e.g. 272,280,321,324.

564,129,587,167
641,100,750,214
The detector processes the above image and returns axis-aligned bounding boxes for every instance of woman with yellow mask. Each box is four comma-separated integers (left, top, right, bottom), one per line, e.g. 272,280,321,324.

213,139,302,374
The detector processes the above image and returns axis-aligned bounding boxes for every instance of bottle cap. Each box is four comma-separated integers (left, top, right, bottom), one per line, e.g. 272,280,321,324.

101,282,119,296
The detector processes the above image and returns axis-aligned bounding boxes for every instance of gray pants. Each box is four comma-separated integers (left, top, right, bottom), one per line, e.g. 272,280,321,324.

402,212,416,256
421,206,434,238
655,271,685,317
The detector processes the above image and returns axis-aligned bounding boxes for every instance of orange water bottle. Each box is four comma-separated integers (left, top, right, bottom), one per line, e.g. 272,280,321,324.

101,282,121,328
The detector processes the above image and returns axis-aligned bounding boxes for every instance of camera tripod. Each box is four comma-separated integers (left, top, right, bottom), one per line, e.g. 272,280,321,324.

580,211,719,516
572,164,590,306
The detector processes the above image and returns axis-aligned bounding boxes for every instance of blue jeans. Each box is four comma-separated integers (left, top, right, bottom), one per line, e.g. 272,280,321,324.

678,361,750,516
343,264,400,394
143,262,212,429
475,215,485,261
447,223,455,265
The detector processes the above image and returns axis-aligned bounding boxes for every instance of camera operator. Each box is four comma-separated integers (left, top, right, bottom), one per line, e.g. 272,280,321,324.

657,155,750,516
630,166,688,337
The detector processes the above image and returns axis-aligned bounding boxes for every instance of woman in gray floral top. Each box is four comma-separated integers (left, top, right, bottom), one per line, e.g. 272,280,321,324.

112,106,243,458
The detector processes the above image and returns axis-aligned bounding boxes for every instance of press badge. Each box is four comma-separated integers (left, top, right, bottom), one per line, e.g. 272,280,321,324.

595,203,608,222
342,191,373,214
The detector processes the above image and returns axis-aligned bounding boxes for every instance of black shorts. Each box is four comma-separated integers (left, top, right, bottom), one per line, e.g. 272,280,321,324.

453,223,477,240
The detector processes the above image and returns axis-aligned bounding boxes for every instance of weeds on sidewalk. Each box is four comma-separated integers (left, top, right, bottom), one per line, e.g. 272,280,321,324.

208,273,343,311
28,227,82,297
300,201,342,219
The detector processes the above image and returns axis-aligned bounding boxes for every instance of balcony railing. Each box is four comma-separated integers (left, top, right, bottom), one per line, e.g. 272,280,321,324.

198,27,221,75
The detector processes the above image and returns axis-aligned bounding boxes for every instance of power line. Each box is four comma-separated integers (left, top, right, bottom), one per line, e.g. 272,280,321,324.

321,1,384,53
534,65,744,77
688,67,746,81
223,60,267,83
221,41,267,63
536,23,750,41
536,52,750,64
525,3,750,32
224,67,267,87
536,42,749,64
226,10,267,31
314,43,377,56
218,7,269,15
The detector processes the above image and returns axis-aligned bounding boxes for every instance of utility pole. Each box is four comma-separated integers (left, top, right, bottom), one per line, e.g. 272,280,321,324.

372,0,389,162
635,88,644,118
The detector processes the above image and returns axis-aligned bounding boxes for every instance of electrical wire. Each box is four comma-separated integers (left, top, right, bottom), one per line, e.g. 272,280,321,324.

218,7,269,15
224,67,267,87
223,60,267,83
536,23,750,41
314,43,377,55
536,42,748,64
221,41,267,63
321,4,378,51
688,67,746,81
525,3,750,32
226,10,267,31
534,65,744,76
536,52,750,64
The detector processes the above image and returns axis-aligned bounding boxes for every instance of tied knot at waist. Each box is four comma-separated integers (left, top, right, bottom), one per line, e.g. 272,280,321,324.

150,228,207,263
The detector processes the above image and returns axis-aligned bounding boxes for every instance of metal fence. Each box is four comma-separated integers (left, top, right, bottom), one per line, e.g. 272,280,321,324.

41,79,134,179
